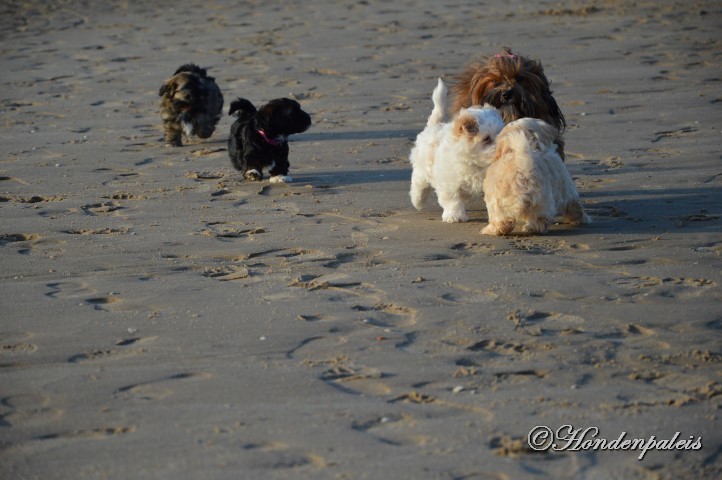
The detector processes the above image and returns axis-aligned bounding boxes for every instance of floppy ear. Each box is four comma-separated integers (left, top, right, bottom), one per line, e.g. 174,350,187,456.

542,90,566,132
454,116,479,137
159,79,176,97
528,120,557,150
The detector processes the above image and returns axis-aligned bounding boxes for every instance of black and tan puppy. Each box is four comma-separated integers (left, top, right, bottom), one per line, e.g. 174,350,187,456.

228,97,311,182
159,64,224,146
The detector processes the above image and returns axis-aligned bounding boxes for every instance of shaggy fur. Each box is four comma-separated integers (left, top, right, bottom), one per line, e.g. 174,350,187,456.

450,48,567,159
228,97,311,182
481,118,590,236
410,79,505,223
158,64,224,147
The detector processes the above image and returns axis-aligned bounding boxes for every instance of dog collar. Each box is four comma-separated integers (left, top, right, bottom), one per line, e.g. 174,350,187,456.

258,129,282,146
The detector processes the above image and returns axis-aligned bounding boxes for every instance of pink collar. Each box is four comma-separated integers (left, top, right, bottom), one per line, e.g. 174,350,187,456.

258,129,282,146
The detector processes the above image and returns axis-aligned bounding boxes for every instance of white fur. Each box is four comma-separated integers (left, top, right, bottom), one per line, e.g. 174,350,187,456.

270,175,292,183
481,118,591,235
181,119,194,138
410,79,505,223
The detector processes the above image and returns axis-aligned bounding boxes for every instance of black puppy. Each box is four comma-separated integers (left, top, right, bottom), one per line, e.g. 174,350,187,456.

228,97,311,182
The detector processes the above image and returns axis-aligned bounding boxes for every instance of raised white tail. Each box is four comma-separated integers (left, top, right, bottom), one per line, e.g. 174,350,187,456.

426,78,448,128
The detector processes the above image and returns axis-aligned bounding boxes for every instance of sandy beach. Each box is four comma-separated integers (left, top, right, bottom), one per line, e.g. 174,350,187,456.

1,1,721,478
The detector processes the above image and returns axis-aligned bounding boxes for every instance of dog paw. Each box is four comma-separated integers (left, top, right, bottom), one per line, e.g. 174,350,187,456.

481,224,502,236
442,212,468,223
269,175,292,184
522,219,548,234
482,220,515,235
244,170,263,182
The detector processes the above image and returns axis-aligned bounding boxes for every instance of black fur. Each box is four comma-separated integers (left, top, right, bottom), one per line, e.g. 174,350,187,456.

174,64,209,77
228,97,312,181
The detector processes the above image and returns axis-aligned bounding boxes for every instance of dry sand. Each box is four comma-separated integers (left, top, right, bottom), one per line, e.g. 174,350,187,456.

1,1,721,479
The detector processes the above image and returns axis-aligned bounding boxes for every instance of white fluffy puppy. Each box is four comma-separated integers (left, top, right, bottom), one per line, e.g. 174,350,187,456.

410,79,505,223
481,118,591,235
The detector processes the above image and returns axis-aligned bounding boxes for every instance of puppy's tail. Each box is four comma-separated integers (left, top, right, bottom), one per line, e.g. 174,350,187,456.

229,98,257,117
427,78,448,128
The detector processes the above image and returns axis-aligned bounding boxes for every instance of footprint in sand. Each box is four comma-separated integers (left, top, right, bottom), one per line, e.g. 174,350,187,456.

241,440,328,470
294,341,395,397
323,250,388,269
67,347,134,364
80,201,124,216
319,364,392,396
507,309,586,337
82,294,122,311
509,238,590,255
352,303,417,329
492,369,549,385
113,371,211,402
351,413,417,447
1,393,64,427
202,225,266,239
0,233,41,245
203,264,251,281
35,426,137,441
455,335,547,367
46,281,95,299
438,282,498,305
466,339,528,355
61,227,129,235
0,194,65,203
0,233,65,258
610,274,716,299
0,331,38,355
67,335,157,364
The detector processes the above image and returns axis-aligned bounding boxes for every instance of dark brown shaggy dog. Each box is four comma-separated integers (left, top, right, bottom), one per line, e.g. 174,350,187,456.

158,64,224,147
450,48,566,159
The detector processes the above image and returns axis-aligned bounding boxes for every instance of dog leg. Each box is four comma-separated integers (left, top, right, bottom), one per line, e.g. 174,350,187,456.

482,219,515,236
482,200,513,235
409,171,431,210
437,192,468,223
244,169,263,181
563,199,592,225
522,217,549,234
441,202,469,223
269,158,291,183
163,122,183,147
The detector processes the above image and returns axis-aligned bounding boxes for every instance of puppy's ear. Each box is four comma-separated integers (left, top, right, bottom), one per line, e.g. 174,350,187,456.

542,90,566,132
454,116,479,138
528,120,557,150
159,79,176,97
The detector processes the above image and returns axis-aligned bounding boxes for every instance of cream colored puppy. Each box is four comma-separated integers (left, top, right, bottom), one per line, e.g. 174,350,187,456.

482,118,591,235
410,79,504,223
